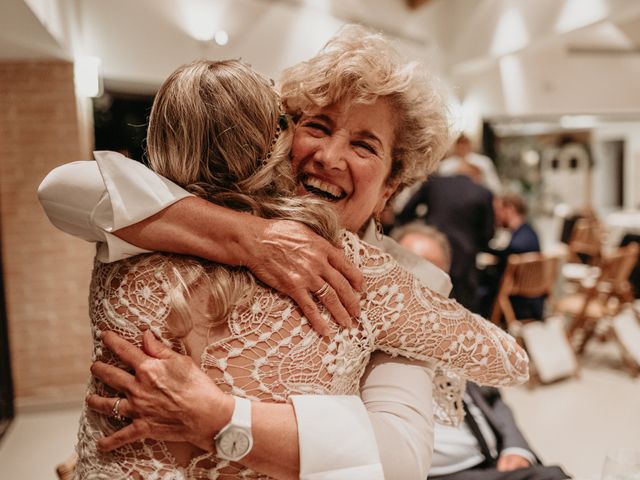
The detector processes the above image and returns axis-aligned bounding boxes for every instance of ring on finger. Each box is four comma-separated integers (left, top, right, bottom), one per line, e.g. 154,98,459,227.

110,397,127,422
313,282,331,299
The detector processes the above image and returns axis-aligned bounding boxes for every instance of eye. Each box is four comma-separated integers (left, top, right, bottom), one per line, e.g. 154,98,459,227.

354,141,378,155
303,121,330,135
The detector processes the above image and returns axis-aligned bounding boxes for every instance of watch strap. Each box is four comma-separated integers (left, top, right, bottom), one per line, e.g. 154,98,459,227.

231,396,252,430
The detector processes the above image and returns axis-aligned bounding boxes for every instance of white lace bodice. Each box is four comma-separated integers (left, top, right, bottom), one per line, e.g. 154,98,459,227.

75,231,528,479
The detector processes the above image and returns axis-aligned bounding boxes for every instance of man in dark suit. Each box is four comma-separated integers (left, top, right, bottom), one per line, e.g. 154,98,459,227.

428,383,570,480
397,161,495,311
481,193,543,320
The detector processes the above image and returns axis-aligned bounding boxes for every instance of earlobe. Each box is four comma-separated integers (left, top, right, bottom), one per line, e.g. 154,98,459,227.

375,183,397,212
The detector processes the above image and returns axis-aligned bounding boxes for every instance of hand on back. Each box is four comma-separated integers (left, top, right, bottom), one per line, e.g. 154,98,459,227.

247,219,362,335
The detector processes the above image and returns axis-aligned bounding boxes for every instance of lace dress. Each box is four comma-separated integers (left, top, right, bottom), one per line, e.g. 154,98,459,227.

75,231,528,479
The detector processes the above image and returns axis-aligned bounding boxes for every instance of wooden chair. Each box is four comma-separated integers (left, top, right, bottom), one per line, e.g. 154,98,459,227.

556,242,640,365
490,252,560,332
490,252,578,385
566,216,603,266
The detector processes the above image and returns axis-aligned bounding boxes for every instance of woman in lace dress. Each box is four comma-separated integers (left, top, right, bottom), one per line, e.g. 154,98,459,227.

74,41,528,478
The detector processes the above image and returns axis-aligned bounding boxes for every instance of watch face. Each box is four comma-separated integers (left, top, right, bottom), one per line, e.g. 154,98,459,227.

217,427,252,460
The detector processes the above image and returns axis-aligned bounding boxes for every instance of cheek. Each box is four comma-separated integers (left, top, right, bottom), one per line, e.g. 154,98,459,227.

290,135,315,171
290,140,305,172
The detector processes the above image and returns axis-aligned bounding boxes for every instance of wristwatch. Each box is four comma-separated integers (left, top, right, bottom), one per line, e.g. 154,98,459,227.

214,396,253,462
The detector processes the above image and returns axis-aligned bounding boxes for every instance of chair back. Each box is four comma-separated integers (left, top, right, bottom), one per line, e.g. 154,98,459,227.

490,252,559,328
567,216,603,265
560,242,640,355
598,242,640,300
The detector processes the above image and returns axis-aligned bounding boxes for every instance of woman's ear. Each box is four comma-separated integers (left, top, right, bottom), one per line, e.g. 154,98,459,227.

374,181,399,213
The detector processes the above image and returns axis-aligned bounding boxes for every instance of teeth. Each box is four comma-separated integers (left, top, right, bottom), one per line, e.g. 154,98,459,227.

304,176,345,199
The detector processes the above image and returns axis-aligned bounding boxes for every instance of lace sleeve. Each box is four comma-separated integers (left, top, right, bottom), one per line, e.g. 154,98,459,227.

344,232,529,392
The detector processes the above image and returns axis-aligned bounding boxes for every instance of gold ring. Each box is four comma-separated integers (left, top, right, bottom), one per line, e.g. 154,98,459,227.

313,282,331,298
110,397,127,422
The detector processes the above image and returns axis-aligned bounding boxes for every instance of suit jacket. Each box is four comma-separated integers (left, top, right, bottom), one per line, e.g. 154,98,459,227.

398,175,495,309
465,383,535,457
430,383,572,480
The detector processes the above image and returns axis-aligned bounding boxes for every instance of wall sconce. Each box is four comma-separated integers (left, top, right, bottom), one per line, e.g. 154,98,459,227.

74,56,103,98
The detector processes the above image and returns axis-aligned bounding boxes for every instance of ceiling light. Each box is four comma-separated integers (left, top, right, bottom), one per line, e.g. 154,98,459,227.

214,30,229,46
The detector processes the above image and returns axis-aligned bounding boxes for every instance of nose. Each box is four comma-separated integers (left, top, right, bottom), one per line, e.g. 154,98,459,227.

314,134,348,171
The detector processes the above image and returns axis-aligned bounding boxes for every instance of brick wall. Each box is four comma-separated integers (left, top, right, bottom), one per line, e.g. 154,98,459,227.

0,61,95,409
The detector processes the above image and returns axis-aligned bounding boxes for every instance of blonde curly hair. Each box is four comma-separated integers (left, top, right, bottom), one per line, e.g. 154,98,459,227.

279,24,453,192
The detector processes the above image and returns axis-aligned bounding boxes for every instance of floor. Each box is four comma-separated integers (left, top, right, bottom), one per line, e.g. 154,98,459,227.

0,338,638,479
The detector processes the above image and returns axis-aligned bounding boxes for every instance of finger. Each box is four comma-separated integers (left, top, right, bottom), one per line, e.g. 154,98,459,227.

142,330,174,360
315,281,352,329
91,361,136,393
101,331,149,369
291,290,329,336
97,422,147,452
87,394,133,418
322,267,361,320
327,248,363,292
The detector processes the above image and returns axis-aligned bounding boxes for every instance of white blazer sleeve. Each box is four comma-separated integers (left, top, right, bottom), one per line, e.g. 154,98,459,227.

290,395,385,480
37,151,193,262
290,353,435,480
361,353,434,480
291,239,451,480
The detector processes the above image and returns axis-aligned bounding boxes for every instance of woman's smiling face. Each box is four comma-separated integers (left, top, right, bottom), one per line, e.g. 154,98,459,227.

291,97,398,232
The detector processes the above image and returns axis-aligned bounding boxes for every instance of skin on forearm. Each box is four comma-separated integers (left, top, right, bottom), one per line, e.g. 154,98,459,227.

115,196,264,266
240,402,300,480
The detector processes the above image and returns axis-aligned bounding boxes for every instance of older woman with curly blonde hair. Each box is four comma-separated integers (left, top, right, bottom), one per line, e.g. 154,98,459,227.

40,26,527,480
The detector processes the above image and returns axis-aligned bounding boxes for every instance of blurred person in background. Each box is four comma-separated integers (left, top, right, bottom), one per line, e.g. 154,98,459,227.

397,161,495,312
393,223,452,273
439,134,502,194
396,225,570,480
479,193,543,321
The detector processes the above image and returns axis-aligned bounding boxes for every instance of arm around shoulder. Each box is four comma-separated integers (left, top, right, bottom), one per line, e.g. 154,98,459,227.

37,153,193,261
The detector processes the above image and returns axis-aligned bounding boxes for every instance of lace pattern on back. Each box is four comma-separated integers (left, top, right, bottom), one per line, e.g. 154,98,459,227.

76,231,528,479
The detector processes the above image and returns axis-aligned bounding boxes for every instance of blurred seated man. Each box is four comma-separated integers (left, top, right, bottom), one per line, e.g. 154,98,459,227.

479,193,543,321
429,383,570,480
395,225,571,480
394,223,452,273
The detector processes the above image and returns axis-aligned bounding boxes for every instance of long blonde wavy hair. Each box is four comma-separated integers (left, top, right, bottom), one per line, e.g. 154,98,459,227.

280,24,452,194
146,60,340,336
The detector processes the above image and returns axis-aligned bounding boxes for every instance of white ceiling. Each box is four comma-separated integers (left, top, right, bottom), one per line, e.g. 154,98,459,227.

2,0,640,117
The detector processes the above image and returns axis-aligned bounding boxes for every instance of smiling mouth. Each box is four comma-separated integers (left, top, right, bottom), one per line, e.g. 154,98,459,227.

301,175,347,202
